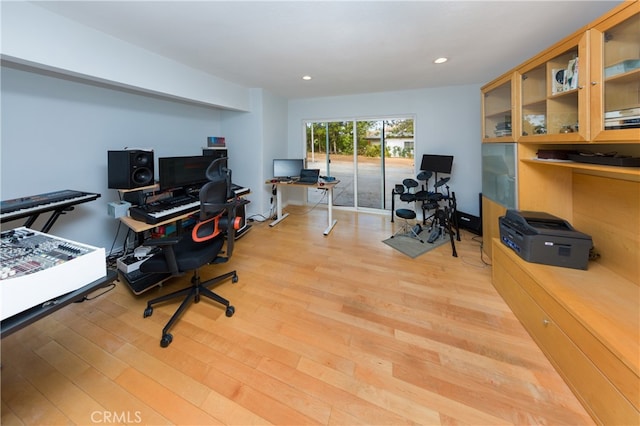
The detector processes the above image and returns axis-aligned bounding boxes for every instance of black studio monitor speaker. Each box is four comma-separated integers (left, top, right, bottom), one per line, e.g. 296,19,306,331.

108,150,154,189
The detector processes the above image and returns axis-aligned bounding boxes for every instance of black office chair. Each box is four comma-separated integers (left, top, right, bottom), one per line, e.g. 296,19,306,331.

140,158,243,347
391,178,424,243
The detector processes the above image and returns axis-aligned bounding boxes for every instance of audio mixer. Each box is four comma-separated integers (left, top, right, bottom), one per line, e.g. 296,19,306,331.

1,227,106,320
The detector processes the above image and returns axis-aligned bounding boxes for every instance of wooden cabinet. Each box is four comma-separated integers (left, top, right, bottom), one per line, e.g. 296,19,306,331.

590,4,640,142
492,241,639,425
482,2,640,424
519,32,589,142
482,73,517,143
481,2,639,145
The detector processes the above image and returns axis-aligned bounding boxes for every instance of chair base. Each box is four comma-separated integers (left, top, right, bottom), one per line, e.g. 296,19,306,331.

143,269,238,347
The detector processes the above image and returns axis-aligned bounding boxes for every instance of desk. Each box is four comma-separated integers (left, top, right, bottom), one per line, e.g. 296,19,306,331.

118,199,249,295
1,269,117,338
120,209,197,234
120,199,251,237
268,180,339,235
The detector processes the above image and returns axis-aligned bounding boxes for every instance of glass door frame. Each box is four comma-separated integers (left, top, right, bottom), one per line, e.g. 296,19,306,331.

303,115,416,213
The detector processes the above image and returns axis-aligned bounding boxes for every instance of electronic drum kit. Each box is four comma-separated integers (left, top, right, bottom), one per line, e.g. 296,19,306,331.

394,170,459,257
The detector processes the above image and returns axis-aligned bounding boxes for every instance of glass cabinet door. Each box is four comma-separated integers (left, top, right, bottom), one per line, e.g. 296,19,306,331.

591,6,640,142
520,33,588,142
482,74,514,142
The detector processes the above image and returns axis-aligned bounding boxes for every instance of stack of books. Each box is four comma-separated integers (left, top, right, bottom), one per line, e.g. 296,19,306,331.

494,120,512,137
207,136,226,148
604,107,640,130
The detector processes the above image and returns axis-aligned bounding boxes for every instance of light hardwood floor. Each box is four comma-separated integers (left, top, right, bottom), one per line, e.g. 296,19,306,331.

1,206,594,425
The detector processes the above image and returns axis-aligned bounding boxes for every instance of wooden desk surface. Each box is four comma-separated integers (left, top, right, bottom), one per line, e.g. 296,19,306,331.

120,209,198,233
120,197,250,234
266,180,340,189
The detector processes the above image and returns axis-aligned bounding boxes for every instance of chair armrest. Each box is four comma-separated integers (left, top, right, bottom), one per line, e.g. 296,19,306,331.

142,236,181,275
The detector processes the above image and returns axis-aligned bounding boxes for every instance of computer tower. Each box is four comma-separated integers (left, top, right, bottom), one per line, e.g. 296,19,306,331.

203,148,228,160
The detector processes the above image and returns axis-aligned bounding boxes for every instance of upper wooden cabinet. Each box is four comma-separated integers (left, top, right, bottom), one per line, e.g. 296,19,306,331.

481,73,517,143
482,1,639,144
590,3,640,142
519,32,589,143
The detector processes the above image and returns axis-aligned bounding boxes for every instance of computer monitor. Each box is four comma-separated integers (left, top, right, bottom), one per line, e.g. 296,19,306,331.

273,158,304,179
159,155,213,191
420,154,453,174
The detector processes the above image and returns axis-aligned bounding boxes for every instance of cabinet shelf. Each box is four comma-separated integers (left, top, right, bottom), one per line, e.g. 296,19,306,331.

549,87,579,98
485,109,512,119
605,67,640,84
522,99,546,109
522,157,640,182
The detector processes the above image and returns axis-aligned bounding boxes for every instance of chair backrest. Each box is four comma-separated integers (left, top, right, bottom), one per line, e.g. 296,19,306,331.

193,158,240,258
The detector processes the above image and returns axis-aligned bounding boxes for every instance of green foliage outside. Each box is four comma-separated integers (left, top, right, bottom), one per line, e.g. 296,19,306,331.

305,119,414,159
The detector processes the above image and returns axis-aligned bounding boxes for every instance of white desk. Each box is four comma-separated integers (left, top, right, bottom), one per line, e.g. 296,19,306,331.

268,180,339,235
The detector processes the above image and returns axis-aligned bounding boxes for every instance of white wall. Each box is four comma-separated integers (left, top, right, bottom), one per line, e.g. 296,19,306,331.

288,85,483,216
1,1,250,111
222,88,289,218
1,65,224,251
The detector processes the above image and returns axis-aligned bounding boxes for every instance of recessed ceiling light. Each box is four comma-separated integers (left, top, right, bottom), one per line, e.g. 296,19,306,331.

434,57,448,64
302,75,312,80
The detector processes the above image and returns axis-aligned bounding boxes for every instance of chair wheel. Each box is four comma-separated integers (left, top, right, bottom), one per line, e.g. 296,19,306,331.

232,274,239,284
143,306,153,318
160,333,173,348
226,305,235,317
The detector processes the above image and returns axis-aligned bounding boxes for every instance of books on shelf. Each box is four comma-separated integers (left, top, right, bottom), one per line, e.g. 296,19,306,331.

207,136,226,147
605,107,640,119
494,120,512,137
551,57,579,94
604,108,640,129
605,118,640,129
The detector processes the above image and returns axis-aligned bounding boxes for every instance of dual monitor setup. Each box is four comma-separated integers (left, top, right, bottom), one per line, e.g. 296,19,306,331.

107,150,229,193
158,155,224,193
107,150,248,233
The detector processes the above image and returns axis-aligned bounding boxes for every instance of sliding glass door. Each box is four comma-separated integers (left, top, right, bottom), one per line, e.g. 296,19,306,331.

305,117,414,212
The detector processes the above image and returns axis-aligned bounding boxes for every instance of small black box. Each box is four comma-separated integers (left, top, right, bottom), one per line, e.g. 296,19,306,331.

456,210,482,235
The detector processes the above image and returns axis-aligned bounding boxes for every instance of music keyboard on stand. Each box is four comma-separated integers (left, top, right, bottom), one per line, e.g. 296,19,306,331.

128,196,200,225
231,184,250,197
1,189,101,232
127,184,250,225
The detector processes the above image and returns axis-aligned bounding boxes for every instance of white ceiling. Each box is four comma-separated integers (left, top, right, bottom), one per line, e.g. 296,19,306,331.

33,1,623,99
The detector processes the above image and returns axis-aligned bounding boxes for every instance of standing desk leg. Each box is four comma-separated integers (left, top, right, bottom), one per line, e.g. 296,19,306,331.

269,184,289,227
323,186,338,235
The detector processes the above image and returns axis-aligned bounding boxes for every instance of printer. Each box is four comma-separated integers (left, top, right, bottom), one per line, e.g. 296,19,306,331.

499,210,593,270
